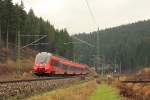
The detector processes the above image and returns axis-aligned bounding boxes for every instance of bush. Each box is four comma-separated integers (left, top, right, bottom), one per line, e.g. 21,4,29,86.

96,79,101,84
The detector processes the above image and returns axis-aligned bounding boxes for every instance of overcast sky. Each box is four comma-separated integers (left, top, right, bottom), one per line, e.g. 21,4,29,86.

12,0,150,34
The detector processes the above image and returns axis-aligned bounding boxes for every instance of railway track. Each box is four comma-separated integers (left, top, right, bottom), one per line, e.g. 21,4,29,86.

121,80,150,83
0,76,77,84
0,75,81,99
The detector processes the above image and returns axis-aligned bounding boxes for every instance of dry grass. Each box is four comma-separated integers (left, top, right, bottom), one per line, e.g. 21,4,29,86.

27,81,96,100
0,58,34,81
0,59,16,75
20,58,33,72
0,47,36,76
118,67,150,100
0,58,33,74
0,47,10,55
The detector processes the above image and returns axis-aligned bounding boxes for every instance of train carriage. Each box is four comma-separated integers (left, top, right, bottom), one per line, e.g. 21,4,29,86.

33,52,88,75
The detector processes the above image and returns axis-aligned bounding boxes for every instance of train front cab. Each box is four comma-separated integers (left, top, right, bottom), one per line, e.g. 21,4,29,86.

33,52,52,75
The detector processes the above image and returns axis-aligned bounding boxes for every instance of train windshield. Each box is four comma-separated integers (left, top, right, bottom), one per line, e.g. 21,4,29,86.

35,52,49,64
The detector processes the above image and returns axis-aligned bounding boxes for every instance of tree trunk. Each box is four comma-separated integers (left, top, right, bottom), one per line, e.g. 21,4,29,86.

0,22,1,44
6,25,9,48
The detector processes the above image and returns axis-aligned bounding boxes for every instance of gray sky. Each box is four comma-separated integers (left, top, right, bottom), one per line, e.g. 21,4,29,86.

13,0,150,34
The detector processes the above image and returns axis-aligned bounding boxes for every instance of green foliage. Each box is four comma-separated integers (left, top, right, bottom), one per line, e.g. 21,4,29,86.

73,20,150,72
89,84,120,100
0,0,73,59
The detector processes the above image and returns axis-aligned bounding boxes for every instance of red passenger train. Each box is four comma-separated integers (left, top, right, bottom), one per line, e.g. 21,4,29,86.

33,52,89,75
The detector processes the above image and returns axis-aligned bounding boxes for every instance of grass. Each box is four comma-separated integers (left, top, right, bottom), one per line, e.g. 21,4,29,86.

9,78,85,100
26,81,96,100
25,80,121,100
89,84,121,100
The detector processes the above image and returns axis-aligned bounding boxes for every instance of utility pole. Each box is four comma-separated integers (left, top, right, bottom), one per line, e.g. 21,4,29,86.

120,62,121,74
102,55,104,75
97,28,102,75
6,25,9,48
0,23,1,44
17,30,21,75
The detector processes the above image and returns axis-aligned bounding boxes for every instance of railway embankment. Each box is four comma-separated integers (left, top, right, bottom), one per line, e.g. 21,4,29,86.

0,77,83,100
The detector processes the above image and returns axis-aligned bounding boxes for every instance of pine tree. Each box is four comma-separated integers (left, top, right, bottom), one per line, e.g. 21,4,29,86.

3,0,13,48
0,0,2,44
0,0,73,59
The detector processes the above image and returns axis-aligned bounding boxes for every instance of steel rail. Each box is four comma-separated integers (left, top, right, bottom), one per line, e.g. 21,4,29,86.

121,80,150,83
0,76,78,84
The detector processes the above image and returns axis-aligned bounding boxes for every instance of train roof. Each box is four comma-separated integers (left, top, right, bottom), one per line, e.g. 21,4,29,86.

36,52,88,68
37,52,52,56
51,54,87,68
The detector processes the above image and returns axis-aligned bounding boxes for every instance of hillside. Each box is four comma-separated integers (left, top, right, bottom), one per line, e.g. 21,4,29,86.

0,0,73,77
0,0,73,59
73,20,150,73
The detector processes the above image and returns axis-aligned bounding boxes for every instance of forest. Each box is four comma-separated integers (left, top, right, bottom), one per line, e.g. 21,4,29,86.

73,20,150,73
0,0,73,59
1,0,150,74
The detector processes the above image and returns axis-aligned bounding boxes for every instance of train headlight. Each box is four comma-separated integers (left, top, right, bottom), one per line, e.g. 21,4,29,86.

36,64,39,66
40,64,42,66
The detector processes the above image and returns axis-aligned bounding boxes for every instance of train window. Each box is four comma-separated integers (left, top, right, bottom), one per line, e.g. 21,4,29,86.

65,66,82,71
60,63,64,68
71,67,74,71
67,66,71,70
73,67,79,71
71,66,74,71
61,64,68,69
35,52,49,63
76,67,78,71
76,67,79,71
68,66,72,70
72,67,76,71
52,60,60,67
69,66,73,71
72,66,76,71
67,66,76,71
78,68,81,71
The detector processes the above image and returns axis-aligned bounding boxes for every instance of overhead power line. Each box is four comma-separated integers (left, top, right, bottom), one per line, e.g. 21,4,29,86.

84,0,98,27
73,36,95,48
21,35,48,49
84,0,102,75
70,0,98,48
